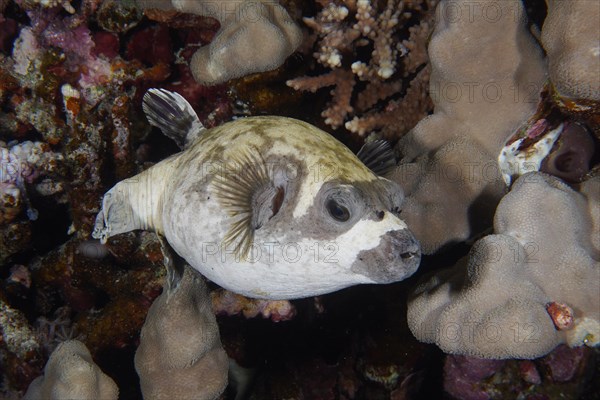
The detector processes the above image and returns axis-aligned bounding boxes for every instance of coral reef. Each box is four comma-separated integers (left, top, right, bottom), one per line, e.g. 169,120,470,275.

388,0,546,254
134,266,228,400
389,0,600,254
24,340,118,400
407,172,600,359
287,0,436,138
1,0,230,393
136,0,303,85
1,0,599,398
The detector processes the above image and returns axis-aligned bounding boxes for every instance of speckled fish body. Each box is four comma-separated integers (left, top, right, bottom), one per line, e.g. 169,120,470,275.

93,90,420,299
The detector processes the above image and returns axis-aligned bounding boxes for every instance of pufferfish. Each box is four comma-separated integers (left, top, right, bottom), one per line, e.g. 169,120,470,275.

92,89,421,299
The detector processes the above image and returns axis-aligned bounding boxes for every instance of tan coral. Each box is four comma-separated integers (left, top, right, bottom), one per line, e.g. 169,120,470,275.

542,0,600,102
137,0,302,85
24,340,118,400
388,0,547,253
134,266,229,400
407,172,600,359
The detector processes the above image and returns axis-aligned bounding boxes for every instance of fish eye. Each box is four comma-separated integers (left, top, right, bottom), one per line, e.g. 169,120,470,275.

326,199,350,222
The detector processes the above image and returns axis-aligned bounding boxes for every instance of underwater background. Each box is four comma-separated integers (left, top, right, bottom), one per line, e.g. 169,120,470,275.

1,0,599,398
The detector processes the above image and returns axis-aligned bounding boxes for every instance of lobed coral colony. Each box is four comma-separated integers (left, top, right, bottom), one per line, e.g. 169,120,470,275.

0,0,599,399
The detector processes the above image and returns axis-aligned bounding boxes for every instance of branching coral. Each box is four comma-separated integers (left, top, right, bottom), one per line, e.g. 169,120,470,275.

407,172,600,359
287,0,436,138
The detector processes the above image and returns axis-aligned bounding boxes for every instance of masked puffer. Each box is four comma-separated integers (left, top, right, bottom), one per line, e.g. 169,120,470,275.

93,89,421,299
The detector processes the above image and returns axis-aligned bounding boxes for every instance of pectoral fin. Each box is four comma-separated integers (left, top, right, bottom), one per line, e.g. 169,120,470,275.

212,148,285,260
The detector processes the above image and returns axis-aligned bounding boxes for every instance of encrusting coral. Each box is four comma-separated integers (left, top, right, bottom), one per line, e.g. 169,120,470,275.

134,266,229,400
136,0,303,85
407,172,600,359
23,340,118,400
288,0,436,138
387,0,547,254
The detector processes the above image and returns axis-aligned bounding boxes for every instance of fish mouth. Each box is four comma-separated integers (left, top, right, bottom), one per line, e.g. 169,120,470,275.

351,228,421,283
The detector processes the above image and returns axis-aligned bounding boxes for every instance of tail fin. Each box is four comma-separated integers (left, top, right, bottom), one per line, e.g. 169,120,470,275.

92,180,143,243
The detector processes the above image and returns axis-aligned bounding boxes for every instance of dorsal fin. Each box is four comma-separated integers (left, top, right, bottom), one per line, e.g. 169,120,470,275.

357,140,396,176
212,147,284,261
142,88,205,149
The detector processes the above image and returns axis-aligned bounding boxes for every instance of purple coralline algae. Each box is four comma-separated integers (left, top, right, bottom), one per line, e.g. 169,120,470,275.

443,345,595,400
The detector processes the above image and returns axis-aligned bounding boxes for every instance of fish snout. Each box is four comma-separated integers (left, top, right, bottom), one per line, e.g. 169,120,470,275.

389,229,420,265
351,228,421,283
